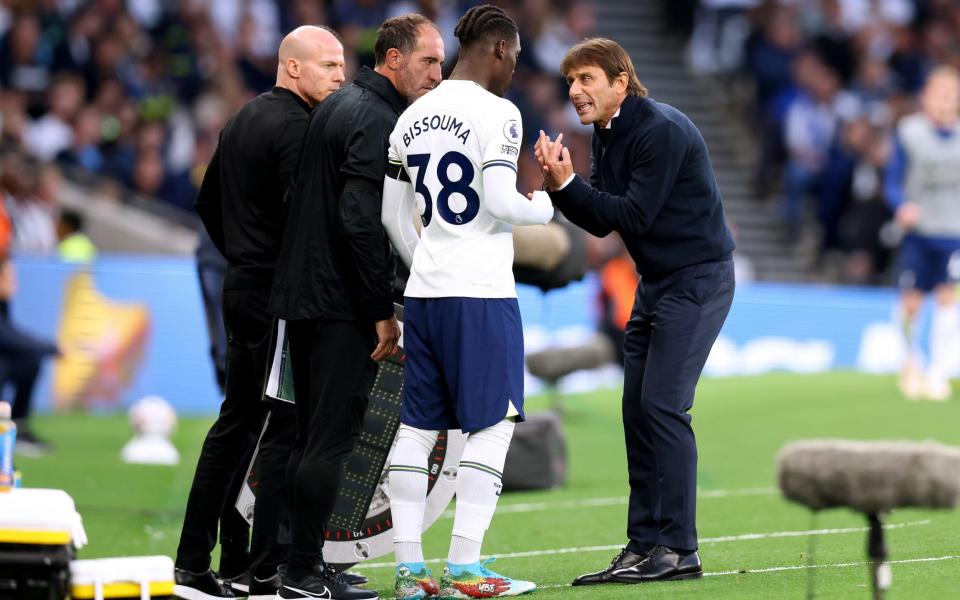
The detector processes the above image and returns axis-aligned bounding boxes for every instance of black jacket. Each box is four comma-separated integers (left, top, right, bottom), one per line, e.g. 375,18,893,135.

549,95,735,279
195,87,310,291
270,67,404,322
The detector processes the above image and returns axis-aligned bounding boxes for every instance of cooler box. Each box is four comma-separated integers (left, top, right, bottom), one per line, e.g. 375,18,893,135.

71,556,175,599
0,488,87,599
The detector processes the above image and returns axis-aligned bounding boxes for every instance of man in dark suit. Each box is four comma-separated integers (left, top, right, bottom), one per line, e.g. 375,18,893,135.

176,26,346,600
536,37,736,585
269,14,444,600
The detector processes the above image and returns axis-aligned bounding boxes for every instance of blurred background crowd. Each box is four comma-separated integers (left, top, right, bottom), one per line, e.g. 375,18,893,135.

4,0,960,284
671,0,960,285
0,0,595,257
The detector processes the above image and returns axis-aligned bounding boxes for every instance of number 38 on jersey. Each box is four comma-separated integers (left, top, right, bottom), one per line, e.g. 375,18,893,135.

406,151,480,227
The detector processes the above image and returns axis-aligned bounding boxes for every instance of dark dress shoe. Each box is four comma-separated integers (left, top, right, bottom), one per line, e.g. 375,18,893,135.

572,548,650,585
612,545,702,582
341,570,369,586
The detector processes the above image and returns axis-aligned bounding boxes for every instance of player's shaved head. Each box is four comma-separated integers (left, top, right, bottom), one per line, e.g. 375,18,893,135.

279,26,336,66
276,25,346,107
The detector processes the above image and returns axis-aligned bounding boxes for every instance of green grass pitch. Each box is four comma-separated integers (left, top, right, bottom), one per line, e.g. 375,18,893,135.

17,373,960,598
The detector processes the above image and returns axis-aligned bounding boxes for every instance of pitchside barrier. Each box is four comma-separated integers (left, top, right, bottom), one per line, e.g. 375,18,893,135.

11,256,948,414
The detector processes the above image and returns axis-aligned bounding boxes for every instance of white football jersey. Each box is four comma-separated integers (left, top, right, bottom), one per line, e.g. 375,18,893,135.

387,80,535,299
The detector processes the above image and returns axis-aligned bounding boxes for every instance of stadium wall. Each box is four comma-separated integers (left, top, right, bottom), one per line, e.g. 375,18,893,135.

13,257,935,414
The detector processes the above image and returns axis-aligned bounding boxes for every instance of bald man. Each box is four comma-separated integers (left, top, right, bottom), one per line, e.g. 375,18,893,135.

176,26,345,600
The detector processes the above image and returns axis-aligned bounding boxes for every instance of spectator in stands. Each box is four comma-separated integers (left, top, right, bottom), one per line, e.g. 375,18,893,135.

0,90,29,146
0,14,50,96
56,209,97,263
23,74,85,163
130,148,166,201
744,5,804,196
781,56,847,241
4,158,59,255
686,0,757,76
837,126,893,284
57,106,105,173
850,58,897,119
811,0,855,84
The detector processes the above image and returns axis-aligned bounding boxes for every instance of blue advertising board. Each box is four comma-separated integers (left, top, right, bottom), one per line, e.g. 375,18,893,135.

10,257,933,414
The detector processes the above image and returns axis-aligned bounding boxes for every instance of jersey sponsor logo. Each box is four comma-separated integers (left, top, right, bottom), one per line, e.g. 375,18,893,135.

503,120,521,144
500,144,519,156
402,114,472,147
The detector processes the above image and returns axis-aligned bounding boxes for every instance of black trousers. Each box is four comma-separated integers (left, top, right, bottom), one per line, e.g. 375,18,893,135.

217,403,297,579
622,259,734,552
0,354,41,421
197,260,228,392
249,401,296,579
285,318,376,573
218,449,253,577
176,287,272,573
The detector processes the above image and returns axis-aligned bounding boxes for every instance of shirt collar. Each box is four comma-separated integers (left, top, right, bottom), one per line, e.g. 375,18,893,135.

354,66,408,116
594,95,645,145
604,108,621,130
272,86,311,113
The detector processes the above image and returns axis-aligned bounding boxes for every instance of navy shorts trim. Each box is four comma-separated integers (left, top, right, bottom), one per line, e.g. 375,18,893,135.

401,297,525,433
898,234,960,292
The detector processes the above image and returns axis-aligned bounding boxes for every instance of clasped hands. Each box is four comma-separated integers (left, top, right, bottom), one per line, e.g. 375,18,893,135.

533,130,573,193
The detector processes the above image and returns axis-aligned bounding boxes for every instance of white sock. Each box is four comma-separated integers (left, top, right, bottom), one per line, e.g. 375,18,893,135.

928,304,960,383
389,424,438,565
897,305,920,368
449,419,515,565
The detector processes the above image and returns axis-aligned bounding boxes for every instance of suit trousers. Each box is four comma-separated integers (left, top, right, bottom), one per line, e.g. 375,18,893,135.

622,259,734,552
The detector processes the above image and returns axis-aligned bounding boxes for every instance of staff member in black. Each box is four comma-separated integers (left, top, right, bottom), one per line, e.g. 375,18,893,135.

536,38,736,584
175,26,346,600
269,14,444,600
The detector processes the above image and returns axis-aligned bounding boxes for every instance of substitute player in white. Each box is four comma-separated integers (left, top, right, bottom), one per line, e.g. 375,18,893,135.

381,5,552,599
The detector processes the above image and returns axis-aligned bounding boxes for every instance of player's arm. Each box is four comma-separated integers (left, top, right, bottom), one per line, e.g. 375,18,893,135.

484,166,554,225
883,131,921,231
382,144,419,270
483,106,554,226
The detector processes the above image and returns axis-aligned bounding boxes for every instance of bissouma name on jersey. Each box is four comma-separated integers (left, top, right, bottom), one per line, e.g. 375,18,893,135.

402,113,472,147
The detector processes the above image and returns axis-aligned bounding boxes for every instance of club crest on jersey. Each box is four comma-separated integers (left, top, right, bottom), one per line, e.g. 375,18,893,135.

503,120,521,144
402,114,472,147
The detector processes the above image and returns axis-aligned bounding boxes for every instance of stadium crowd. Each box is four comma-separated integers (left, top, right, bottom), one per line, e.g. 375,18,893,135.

0,0,595,257
676,0,960,285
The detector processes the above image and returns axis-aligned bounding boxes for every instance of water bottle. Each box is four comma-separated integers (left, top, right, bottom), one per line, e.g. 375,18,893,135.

0,401,16,492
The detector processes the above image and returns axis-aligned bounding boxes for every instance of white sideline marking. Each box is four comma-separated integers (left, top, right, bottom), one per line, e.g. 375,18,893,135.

359,520,929,569
533,553,960,588
701,520,929,543
705,553,959,577
440,486,778,519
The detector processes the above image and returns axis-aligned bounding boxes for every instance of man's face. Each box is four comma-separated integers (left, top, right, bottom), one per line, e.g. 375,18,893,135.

299,38,346,106
491,34,521,97
566,64,623,127
923,72,960,128
396,25,445,102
